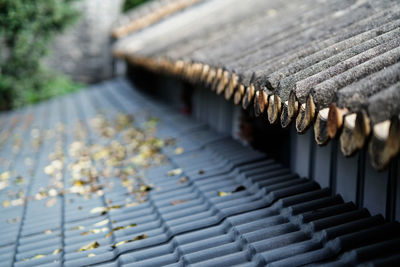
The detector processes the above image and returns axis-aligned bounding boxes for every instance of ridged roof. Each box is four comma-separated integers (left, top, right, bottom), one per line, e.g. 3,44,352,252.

113,0,400,170
1,79,399,266
112,0,204,38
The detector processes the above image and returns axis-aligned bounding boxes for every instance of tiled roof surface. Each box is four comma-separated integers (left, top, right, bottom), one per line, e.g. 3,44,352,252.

113,0,400,170
112,0,204,38
0,79,399,266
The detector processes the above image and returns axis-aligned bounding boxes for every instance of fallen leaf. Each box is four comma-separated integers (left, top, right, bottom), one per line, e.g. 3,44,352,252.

178,176,188,184
174,147,184,155
105,223,137,238
218,191,231,197
140,185,153,192
233,185,246,192
125,202,139,207
7,217,20,224
171,199,189,205
46,198,57,207
77,241,100,252
52,248,62,255
44,229,52,234
90,205,121,214
93,219,109,227
72,226,85,231
80,227,108,236
111,234,147,248
3,200,10,207
88,253,95,258
0,171,11,181
198,170,205,175
167,168,182,176
24,254,46,261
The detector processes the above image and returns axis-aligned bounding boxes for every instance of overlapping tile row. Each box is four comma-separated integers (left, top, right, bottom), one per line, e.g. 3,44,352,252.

111,0,204,38
1,79,399,267
113,0,400,170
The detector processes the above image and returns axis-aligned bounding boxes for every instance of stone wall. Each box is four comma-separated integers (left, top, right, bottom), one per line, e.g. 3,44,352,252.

45,0,124,83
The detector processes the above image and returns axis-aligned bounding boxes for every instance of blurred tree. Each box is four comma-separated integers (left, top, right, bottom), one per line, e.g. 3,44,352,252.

123,0,150,12
0,0,81,110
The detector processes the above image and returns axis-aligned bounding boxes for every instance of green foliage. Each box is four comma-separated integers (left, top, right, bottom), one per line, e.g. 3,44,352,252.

123,0,150,12
0,0,81,110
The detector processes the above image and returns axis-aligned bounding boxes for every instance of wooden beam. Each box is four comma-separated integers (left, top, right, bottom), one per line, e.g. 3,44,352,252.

253,89,268,117
267,94,281,124
242,83,255,110
327,103,348,139
369,116,400,170
211,68,223,91
340,111,371,156
234,84,245,105
225,73,238,100
296,94,316,133
314,108,330,145
217,70,229,95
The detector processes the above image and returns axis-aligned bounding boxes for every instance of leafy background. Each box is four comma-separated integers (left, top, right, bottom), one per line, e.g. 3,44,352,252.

0,0,149,111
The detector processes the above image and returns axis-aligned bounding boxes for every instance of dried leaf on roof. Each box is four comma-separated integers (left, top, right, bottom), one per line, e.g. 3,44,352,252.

174,147,184,155
167,168,182,176
77,241,100,252
111,234,148,248
105,223,137,238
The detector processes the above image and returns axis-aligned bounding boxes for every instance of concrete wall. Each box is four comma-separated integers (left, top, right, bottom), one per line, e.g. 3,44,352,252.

45,0,124,83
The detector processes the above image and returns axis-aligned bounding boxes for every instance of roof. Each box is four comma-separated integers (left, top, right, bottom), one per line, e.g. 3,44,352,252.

113,0,400,170
112,0,204,38
1,79,399,266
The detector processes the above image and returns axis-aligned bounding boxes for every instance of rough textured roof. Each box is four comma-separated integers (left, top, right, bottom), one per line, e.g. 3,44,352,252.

113,0,400,170
112,0,204,38
1,79,399,266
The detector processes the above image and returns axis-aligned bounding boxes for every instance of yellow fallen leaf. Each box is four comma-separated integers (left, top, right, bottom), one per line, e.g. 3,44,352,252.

7,217,19,224
174,147,184,155
218,191,231,197
125,202,139,207
81,227,108,236
105,223,137,238
72,226,85,230
24,254,46,261
111,234,147,248
77,241,100,252
52,248,62,255
167,168,182,176
140,185,153,192
3,200,10,207
90,205,122,214
44,229,52,234
0,171,11,181
93,219,109,227
88,253,95,258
